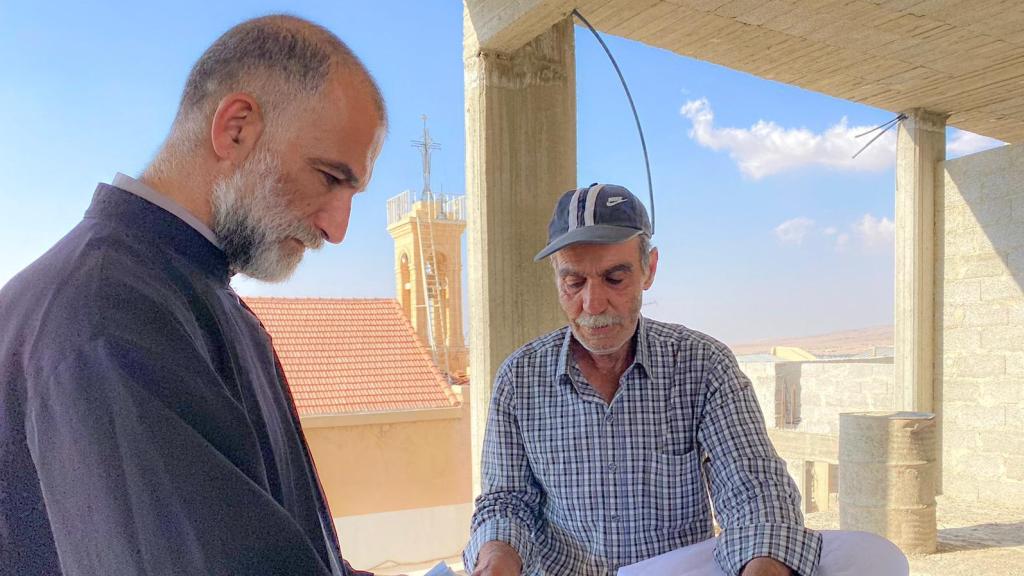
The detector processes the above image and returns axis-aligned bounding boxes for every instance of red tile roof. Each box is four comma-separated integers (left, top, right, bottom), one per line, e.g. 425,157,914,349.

243,297,459,417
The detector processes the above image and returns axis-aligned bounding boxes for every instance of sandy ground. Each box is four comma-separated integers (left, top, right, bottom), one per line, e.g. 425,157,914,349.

806,495,1024,575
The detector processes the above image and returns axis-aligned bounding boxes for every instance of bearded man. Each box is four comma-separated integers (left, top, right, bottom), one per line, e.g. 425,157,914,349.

0,15,385,576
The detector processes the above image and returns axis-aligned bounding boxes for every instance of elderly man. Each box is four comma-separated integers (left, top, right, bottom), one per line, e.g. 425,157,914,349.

0,16,384,576
465,183,821,576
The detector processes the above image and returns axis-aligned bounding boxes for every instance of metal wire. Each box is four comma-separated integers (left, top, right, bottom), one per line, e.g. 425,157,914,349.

852,113,906,159
573,9,656,234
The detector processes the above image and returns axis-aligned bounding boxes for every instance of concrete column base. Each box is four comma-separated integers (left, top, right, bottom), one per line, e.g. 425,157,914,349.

840,411,938,554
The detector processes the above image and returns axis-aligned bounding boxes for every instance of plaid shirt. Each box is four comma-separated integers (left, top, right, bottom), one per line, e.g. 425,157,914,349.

465,317,821,576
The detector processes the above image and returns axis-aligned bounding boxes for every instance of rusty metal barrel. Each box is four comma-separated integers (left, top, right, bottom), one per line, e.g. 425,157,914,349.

839,411,937,554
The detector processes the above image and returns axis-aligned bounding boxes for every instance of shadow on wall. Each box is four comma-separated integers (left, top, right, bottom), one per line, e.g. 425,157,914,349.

939,142,1024,335
936,141,1024,502
938,522,1024,553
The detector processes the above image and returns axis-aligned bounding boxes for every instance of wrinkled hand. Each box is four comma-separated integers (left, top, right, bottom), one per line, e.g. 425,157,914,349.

741,556,792,576
472,541,522,576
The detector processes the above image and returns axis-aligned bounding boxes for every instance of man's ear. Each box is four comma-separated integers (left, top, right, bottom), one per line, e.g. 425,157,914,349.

210,92,264,165
643,247,659,290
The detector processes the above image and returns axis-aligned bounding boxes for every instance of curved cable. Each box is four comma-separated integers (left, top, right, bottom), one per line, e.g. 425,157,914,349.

572,9,656,235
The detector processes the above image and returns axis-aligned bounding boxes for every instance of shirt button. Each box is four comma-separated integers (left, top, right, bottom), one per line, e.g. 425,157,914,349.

605,413,614,423
607,462,618,472
610,513,620,521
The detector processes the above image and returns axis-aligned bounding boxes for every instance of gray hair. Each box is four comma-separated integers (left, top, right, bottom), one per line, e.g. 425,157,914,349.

638,233,652,272
150,15,385,175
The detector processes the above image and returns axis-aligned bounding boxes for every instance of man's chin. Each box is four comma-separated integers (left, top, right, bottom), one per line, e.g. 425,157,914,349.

571,329,629,356
238,268,296,284
582,343,629,356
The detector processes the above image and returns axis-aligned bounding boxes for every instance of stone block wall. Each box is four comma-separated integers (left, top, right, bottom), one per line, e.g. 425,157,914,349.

738,359,781,428
938,142,1024,504
795,360,896,437
739,358,894,513
738,358,895,436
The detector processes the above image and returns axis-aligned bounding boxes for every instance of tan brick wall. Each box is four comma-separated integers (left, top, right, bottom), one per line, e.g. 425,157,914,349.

939,142,1024,504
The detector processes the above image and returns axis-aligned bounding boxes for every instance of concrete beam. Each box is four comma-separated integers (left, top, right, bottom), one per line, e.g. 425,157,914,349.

464,0,575,55
767,429,839,464
465,13,577,493
894,108,947,413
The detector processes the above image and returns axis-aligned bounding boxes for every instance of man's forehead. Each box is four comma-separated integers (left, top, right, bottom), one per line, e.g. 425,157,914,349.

307,77,380,129
558,262,633,279
555,243,639,273
302,88,384,184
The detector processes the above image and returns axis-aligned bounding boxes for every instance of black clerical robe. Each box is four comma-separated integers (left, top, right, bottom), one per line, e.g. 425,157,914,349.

0,184,351,575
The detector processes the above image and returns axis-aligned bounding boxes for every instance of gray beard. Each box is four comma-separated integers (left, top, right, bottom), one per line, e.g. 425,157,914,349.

210,150,323,282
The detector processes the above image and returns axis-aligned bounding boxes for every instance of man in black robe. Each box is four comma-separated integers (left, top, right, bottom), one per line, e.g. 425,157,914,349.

0,15,386,576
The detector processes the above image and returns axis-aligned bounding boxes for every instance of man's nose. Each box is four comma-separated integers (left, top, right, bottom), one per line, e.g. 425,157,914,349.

313,192,353,245
581,281,608,315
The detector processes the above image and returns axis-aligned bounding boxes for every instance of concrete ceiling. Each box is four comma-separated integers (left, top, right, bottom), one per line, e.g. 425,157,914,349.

466,0,1024,143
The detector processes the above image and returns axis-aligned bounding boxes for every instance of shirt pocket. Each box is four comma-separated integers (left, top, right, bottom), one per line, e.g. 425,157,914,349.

645,448,711,530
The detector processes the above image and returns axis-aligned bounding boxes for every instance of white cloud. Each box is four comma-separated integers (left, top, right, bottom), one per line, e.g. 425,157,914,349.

680,98,896,179
775,214,893,251
835,232,851,251
774,217,816,245
680,98,1007,174
947,130,1004,158
855,214,895,249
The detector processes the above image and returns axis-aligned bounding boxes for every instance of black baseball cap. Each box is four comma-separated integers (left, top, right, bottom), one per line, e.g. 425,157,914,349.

534,183,652,261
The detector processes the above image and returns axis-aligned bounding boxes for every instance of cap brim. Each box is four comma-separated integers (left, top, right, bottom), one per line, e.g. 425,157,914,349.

533,225,643,261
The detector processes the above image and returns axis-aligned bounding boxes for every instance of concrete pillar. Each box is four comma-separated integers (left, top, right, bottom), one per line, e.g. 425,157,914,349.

806,460,831,513
800,461,814,513
464,11,576,493
839,411,937,554
894,109,947,413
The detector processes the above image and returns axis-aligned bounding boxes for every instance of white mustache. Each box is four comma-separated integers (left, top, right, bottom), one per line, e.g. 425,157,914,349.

576,313,623,329
290,223,324,251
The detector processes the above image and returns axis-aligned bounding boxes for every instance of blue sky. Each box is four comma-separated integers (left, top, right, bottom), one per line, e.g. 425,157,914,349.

0,1,1004,343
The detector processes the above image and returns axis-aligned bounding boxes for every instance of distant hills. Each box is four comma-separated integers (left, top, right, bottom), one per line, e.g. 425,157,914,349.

729,325,894,358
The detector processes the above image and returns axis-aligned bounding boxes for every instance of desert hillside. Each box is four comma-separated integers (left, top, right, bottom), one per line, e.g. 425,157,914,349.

729,325,894,357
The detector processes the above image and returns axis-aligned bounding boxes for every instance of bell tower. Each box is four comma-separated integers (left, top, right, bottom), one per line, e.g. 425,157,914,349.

386,117,468,378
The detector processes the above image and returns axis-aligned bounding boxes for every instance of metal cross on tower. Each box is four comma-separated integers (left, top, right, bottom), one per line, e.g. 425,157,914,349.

411,114,441,201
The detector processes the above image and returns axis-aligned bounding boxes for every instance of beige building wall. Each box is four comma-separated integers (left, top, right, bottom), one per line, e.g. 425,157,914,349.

304,408,471,517
300,405,473,568
938,142,1024,505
